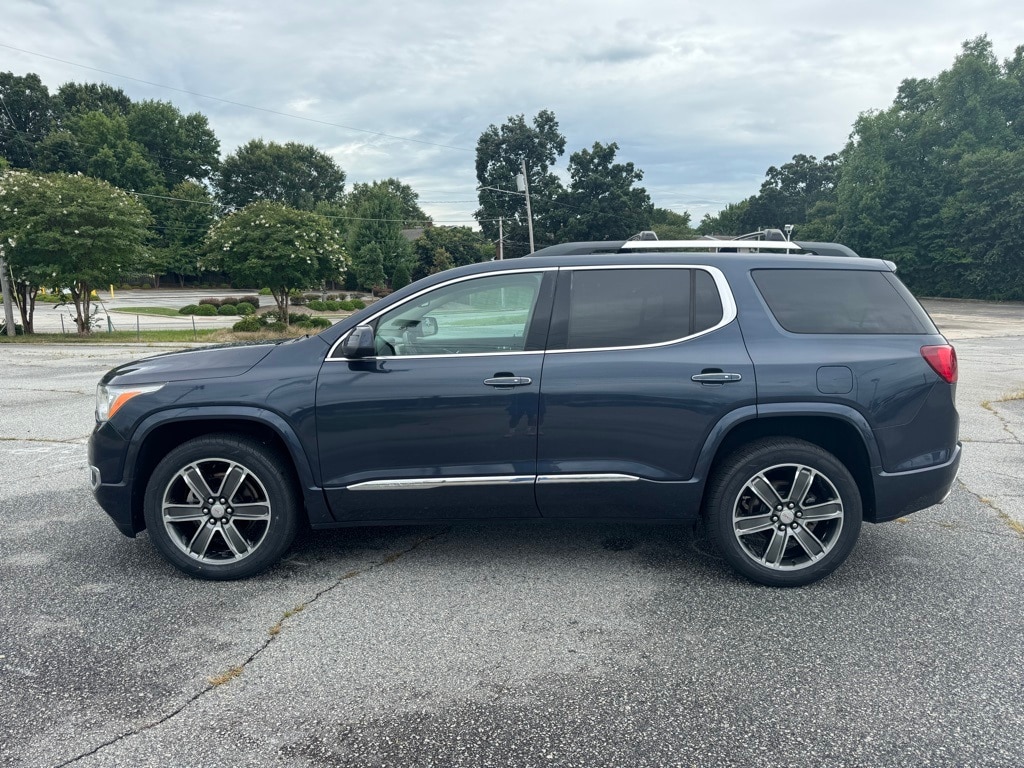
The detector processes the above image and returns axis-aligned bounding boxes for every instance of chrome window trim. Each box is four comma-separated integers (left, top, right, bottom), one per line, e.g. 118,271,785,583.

346,473,641,491
326,264,735,361
326,267,558,361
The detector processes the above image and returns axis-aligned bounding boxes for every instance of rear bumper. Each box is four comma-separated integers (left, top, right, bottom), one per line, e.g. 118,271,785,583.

869,443,961,523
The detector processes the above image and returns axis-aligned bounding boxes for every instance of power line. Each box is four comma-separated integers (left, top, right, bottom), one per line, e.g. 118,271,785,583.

0,42,473,153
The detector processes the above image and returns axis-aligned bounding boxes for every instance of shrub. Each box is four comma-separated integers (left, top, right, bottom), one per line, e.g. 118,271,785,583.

141,283,152,290
178,304,201,315
299,316,332,329
290,295,306,306
304,293,321,302
232,316,264,333
236,302,256,316
198,297,221,308
307,300,327,311
218,304,238,316
265,321,288,332
325,294,339,301
351,299,366,310
258,287,272,295
241,295,260,308
195,304,218,316
336,300,353,311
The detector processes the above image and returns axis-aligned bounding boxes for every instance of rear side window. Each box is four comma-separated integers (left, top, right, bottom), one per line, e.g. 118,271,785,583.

552,267,725,350
752,269,936,334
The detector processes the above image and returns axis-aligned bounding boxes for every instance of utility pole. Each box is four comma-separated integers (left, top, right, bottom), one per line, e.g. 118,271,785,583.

517,158,535,254
498,217,504,260
0,251,15,336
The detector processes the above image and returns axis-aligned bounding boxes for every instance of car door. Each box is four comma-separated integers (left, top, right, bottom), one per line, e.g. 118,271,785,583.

535,265,756,518
316,268,555,521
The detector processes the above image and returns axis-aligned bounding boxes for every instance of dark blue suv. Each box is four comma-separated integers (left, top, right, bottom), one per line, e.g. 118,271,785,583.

89,236,961,586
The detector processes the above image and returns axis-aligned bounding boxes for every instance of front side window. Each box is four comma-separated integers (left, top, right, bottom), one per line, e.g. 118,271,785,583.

374,272,545,356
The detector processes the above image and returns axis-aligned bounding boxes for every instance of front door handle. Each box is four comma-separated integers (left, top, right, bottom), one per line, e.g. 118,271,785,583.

691,372,743,383
484,376,533,387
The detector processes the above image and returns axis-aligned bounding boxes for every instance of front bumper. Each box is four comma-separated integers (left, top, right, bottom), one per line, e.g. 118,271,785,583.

88,424,141,538
869,443,962,523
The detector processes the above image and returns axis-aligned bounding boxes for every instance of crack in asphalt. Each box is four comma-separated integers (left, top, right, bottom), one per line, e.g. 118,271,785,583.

980,400,1023,444
0,436,87,444
955,479,1024,540
56,528,450,767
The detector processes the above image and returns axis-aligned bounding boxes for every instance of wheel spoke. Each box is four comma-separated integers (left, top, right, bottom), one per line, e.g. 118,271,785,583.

801,502,843,521
791,524,826,560
229,503,271,521
181,465,215,503
219,464,248,504
748,474,783,510
187,524,216,558
735,513,776,535
220,521,250,556
763,527,789,565
163,504,207,522
788,467,815,506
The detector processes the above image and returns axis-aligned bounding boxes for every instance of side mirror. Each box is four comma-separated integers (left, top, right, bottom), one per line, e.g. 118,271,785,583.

340,325,376,359
420,316,438,337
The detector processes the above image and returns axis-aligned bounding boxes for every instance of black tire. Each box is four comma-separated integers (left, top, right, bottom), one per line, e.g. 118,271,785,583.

704,438,862,587
143,434,300,580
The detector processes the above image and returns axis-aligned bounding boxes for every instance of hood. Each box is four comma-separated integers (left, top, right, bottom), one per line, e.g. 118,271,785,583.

99,342,277,386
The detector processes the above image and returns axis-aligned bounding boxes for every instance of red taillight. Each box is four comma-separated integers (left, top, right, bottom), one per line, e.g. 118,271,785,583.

921,345,958,384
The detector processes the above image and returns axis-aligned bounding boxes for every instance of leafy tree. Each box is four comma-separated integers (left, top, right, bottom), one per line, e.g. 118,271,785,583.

475,110,567,257
355,243,387,294
411,225,491,280
649,208,695,240
0,72,56,168
347,182,413,288
205,201,346,324
555,141,652,241
346,178,429,227
35,110,162,192
217,139,346,211
127,100,220,187
54,82,131,120
0,169,152,333
147,181,217,286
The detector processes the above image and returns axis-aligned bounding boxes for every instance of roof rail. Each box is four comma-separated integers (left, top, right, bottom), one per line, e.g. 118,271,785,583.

620,239,802,252
527,233,860,258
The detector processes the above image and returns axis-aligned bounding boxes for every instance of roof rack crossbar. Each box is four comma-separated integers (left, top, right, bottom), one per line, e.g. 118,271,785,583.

620,240,803,251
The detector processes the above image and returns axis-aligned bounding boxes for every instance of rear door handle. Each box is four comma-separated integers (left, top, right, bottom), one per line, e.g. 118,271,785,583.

691,372,743,383
484,376,533,387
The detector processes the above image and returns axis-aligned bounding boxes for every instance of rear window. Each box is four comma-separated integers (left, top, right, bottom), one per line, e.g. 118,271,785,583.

752,269,936,334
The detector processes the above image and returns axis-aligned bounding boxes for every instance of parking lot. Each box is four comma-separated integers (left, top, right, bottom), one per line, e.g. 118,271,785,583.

1,299,1022,767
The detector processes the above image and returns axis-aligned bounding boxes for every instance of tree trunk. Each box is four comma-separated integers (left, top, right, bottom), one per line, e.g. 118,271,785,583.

273,289,289,327
71,282,91,334
14,281,36,334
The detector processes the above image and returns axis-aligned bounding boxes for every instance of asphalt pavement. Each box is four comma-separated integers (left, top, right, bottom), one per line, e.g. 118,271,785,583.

0,301,1022,767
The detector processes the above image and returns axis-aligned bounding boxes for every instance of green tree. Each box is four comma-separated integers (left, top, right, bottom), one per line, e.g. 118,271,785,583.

217,139,346,211
648,208,695,240
0,72,56,168
127,100,220,187
54,82,131,120
555,141,652,241
475,110,567,257
346,178,429,227
411,225,491,280
147,181,217,286
205,201,346,324
347,182,413,288
35,110,162,192
0,169,152,333
355,243,387,294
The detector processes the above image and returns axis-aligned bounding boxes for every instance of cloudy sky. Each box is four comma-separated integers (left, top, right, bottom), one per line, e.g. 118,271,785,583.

3,0,1023,227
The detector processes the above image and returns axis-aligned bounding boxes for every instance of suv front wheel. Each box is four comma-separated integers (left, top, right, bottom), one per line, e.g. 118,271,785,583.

143,434,300,580
705,438,862,587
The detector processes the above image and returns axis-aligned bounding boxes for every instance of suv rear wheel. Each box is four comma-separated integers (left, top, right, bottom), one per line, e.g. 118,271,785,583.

143,434,299,580
705,438,862,587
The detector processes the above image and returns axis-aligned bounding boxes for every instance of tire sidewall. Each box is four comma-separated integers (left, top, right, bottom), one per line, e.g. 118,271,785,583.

707,439,862,587
143,435,299,580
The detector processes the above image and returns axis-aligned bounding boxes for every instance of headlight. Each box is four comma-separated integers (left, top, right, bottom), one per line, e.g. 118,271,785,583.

96,383,164,422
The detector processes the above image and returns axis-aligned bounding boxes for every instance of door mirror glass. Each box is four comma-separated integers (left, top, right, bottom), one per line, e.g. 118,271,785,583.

420,316,438,337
